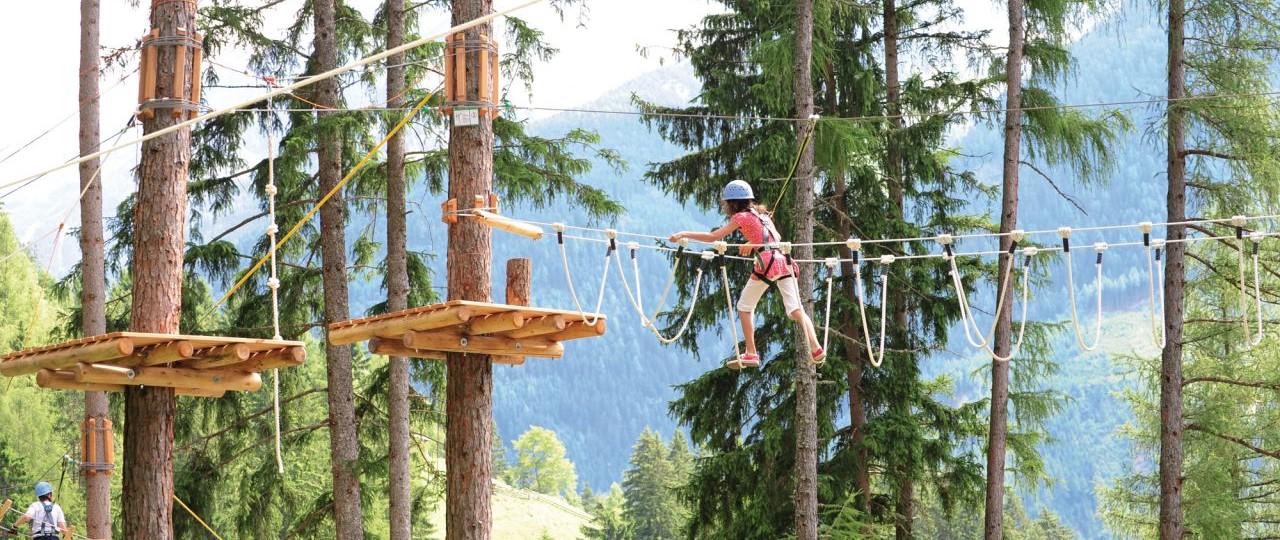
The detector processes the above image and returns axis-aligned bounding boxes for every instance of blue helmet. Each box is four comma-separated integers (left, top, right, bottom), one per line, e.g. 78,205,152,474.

721,179,755,201
34,482,52,498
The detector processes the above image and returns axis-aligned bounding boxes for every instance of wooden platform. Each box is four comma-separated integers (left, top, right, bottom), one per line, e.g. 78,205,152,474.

328,300,607,366
0,332,306,398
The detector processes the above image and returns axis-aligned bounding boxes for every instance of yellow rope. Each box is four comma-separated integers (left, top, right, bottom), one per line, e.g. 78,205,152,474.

173,495,224,540
210,87,439,312
769,116,818,214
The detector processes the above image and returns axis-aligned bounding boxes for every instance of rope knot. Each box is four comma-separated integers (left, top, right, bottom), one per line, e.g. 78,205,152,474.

265,184,278,197
1010,229,1026,242
824,257,839,270
1094,242,1109,253
1231,215,1248,227
880,254,895,265
267,277,280,290
845,237,862,251
266,223,279,236
604,228,618,240
1152,238,1166,249
677,237,689,248
779,242,792,255
551,222,566,233
1138,221,1153,234
1023,246,1039,257
1057,226,1072,239
712,241,728,254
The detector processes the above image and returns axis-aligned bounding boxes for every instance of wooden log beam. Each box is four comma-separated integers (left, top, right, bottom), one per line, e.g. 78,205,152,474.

118,340,195,367
188,343,252,370
472,209,544,240
74,363,262,392
502,315,565,339
402,330,563,358
236,346,307,372
0,338,135,376
328,306,472,345
548,320,607,342
468,312,524,335
371,337,523,365
38,369,126,393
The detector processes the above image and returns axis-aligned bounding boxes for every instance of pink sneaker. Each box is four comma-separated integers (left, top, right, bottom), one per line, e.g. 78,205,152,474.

727,353,761,370
810,347,827,366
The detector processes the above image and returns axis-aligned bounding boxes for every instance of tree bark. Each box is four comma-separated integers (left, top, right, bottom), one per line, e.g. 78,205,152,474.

124,1,196,536
78,0,110,536
385,1,412,539
314,1,366,538
792,1,819,538
882,0,917,535
984,0,1025,536
1160,0,1187,535
446,2,496,539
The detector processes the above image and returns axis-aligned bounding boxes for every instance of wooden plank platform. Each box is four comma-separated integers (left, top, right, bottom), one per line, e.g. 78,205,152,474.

0,332,305,396
329,300,606,365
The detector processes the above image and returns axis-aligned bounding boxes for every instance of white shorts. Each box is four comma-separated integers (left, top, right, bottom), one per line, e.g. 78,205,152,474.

737,277,802,315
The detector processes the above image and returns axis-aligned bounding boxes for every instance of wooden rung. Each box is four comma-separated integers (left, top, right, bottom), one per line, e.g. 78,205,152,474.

472,209,544,240
453,32,466,101
329,306,472,345
75,363,262,393
236,346,306,372
402,330,563,358
469,312,525,335
0,500,10,523
444,33,455,102
119,340,196,367
548,320,607,342
188,343,251,370
503,315,566,339
0,338,135,377
38,369,125,393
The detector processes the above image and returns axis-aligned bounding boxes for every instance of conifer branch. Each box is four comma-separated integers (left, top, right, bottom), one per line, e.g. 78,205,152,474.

1020,160,1087,215
1186,423,1280,460
1182,148,1243,160
1182,376,1280,390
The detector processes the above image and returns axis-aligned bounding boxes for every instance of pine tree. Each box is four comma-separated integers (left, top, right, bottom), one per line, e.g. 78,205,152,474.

622,429,681,540
583,483,634,540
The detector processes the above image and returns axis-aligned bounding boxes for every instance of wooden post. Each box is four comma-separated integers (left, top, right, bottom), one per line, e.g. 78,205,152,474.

453,32,467,105
478,34,490,118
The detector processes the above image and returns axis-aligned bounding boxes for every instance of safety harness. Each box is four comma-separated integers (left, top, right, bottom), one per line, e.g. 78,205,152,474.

741,209,796,285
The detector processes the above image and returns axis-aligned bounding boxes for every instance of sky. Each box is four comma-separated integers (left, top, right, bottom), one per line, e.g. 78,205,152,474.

0,0,715,272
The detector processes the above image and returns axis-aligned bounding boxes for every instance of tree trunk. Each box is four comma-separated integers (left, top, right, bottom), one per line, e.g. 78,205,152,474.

314,1,366,538
984,0,1025,536
446,2,496,539
1160,0,1187,535
78,0,110,536
385,1,412,538
124,1,196,536
882,1,916,535
792,0,819,538
834,174,871,513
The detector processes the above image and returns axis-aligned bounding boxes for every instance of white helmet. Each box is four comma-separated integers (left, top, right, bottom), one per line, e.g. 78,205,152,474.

721,179,754,201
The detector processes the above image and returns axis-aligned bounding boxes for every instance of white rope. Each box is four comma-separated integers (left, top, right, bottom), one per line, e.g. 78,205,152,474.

555,224,611,325
1238,227,1265,346
852,256,890,368
263,90,285,475
939,231,1034,361
821,258,837,353
1145,239,1168,349
0,0,550,193
717,249,745,363
1061,228,1106,352
646,252,714,345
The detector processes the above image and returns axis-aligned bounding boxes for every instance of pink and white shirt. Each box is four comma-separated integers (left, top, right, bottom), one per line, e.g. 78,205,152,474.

730,210,795,281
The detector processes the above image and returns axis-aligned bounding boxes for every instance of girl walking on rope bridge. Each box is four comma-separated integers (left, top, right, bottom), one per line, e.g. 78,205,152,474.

668,180,826,369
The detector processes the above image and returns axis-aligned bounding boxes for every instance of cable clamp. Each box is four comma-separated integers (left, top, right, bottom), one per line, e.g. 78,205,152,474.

936,233,953,245
1057,226,1072,239
824,257,839,269
551,222,566,233
677,238,689,248
880,254,895,265
779,242,792,255
845,237,862,251
1010,229,1026,242
713,241,728,254
605,228,618,240
1231,215,1247,227
1138,221,1153,234
1023,246,1039,257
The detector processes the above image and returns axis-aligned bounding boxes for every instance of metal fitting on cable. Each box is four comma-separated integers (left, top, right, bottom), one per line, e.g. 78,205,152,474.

1058,227,1072,252
780,242,792,255
713,241,728,254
